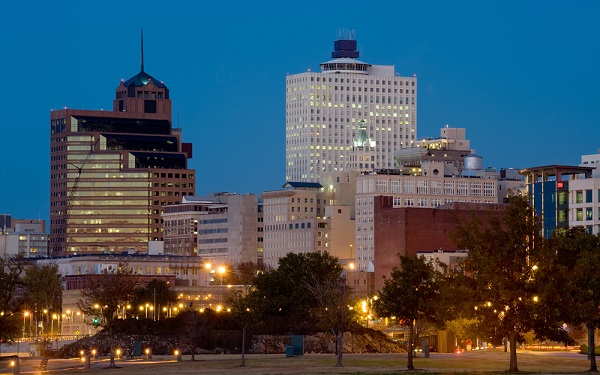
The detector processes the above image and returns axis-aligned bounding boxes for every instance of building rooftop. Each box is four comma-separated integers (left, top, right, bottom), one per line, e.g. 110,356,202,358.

123,69,167,89
520,165,594,177
282,181,324,190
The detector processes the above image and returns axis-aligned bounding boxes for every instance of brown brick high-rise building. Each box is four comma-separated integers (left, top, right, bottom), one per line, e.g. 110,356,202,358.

50,38,195,256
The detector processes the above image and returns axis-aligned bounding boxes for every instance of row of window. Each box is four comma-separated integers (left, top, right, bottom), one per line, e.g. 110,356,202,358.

264,222,312,231
294,76,416,85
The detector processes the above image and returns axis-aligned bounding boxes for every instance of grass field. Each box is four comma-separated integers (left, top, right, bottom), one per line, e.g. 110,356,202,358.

0,348,591,374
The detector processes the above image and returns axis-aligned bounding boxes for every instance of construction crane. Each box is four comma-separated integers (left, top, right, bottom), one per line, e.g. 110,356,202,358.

66,137,99,216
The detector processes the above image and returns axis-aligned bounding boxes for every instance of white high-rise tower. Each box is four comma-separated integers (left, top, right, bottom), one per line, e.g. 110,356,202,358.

286,33,417,182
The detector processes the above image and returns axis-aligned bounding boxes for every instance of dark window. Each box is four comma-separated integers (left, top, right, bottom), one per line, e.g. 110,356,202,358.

144,100,157,113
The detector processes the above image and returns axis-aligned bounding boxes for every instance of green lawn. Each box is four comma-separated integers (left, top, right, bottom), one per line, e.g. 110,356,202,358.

9,349,591,375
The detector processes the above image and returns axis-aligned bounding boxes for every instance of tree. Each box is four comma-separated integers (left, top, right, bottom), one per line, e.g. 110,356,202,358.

0,256,28,340
375,255,440,370
177,309,216,360
451,194,543,372
302,272,354,367
227,290,263,366
539,227,600,371
445,318,481,349
130,279,177,320
249,252,343,332
77,264,138,368
22,264,63,318
227,261,260,286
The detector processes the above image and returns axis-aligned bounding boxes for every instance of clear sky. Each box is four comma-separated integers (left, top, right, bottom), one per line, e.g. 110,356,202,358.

1,1,599,222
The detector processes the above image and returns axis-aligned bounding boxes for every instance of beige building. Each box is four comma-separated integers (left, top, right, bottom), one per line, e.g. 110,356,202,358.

286,35,417,182
0,216,47,257
162,194,263,266
262,182,323,269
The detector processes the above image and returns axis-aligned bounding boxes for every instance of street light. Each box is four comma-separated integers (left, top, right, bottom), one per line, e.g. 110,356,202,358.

23,311,29,339
42,309,48,337
51,314,57,338
217,266,226,285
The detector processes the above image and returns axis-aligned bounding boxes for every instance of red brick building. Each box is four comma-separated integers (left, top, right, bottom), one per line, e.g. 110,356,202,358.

373,196,504,291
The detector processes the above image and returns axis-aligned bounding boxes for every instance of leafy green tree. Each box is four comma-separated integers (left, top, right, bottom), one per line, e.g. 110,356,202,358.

0,256,27,340
130,279,177,320
539,227,600,371
77,264,138,368
249,252,342,332
445,318,480,348
451,194,543,372
22,264,63,315
375,255,440,370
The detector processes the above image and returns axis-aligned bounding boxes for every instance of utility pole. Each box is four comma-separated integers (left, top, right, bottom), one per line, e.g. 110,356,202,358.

34,303,38,341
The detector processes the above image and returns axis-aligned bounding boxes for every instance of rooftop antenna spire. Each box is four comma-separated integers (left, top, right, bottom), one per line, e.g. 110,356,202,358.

140,27,145,73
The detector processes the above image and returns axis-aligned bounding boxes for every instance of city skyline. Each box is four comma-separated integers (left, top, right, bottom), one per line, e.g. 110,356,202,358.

2,1,600,223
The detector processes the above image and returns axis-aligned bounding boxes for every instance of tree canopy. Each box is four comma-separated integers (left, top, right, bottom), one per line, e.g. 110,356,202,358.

77,264,138,368
22,263,63,313
0,256,28,340
451,194,543,372
538,226,600,371
375,255,440,370
249,252,343,332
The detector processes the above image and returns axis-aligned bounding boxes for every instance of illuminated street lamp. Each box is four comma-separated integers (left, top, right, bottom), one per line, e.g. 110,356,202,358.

23,311,29,339
42,309,48,337
51,313,58,338
217,266,226,285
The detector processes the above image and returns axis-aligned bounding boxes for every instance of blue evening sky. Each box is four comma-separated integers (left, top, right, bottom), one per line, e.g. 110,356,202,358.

1,1,599,222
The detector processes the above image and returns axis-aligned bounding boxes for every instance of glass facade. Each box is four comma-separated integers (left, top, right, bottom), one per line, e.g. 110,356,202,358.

75,116,170,135
530,181,566,238
50,104,195,255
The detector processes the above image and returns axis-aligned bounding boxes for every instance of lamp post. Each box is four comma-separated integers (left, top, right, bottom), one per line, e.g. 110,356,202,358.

51,314,57,338
42,309,48,337
23,311,29,339
205,263,212,285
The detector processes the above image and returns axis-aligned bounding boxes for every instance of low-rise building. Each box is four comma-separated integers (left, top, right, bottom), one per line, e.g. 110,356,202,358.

35,253,234,337
162,193,263,266
520,164,597,237
0,215,47,257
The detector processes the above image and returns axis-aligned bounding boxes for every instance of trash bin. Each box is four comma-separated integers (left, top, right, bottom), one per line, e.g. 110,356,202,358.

285,346,294,357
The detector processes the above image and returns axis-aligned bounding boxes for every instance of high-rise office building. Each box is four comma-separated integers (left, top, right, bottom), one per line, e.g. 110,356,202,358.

286,34,417,182
50,38,195,256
